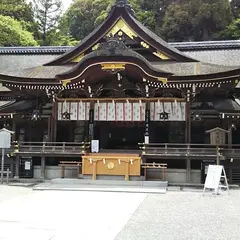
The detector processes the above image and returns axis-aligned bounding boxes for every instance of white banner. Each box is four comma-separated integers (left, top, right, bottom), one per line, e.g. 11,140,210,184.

57,102,90,121
94,102,146,121
150,101,186,121
57,101,185,122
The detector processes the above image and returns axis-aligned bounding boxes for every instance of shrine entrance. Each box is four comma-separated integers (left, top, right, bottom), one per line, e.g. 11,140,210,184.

94,122,145,150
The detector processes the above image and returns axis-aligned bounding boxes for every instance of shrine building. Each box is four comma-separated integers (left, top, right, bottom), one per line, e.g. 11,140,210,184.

1,0,240,184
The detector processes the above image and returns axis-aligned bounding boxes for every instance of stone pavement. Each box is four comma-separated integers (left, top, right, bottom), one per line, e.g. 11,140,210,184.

0,186,146,240
1,186,240,240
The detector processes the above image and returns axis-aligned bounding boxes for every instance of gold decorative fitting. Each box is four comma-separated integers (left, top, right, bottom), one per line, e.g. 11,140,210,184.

157,77,168,84
62,79,71,87
141,41,150,49
235,79,239,84
118,31,123,36
153,51,170,60
71,53,85,63
101,63,125,71
107,18,137,39
92,43,100,51
108,162,115,170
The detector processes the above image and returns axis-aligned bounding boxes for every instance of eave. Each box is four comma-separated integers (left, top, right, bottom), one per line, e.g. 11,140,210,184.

56,56,172,83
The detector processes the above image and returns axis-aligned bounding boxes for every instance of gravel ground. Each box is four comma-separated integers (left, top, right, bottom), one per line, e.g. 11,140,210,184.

115,190,240,240
0,185,32,203
1,186,240,240
0,186,146,240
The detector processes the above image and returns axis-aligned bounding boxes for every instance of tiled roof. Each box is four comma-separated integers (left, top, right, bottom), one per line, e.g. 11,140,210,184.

0,40,240,54
0,46,71,54
172,40,240,51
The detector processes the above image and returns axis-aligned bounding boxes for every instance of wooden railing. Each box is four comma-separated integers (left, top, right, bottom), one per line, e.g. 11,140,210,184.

139,143,240,158
4,141,240,158
16,142,90,154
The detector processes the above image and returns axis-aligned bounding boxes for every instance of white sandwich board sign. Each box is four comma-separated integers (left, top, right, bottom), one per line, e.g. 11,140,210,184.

203,165,229,196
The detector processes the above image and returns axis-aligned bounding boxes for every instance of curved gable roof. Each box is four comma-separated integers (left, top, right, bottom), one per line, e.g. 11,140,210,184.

45,1,195,66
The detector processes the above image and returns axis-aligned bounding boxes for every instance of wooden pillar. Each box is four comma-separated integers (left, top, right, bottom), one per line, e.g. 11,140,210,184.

185,90,191,143
228,160,233,184
125,162,129,181
47,116,51,142
12,115,17,142
92,161,97,180
228,127,232,148
144,102,150,144
186,157,191,183
88,102,94,142
14,155,20,178
10,162,14,178
51,102,57,142
40,156,46,179
227,123,233,183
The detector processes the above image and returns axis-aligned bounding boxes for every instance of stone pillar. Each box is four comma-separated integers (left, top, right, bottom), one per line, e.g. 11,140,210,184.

40,156,46,179
14,155,20,178
186,157,191,183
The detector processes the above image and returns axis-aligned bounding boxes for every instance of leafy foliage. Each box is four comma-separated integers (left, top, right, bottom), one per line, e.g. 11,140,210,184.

0,15,38,46
0,0,240,46
64,0,113,41
161,0,232,41
161,3,193,42
0,0,34,23
33,0,62,45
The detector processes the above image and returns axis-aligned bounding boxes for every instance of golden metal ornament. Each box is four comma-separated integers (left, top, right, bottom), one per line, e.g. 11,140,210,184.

153,51,170,60
71,53,85,63
107,18,137,39
108,162,115,170
62,79,71,87
141,41,150,49
92,43,100,51
101,63,125,71
158,77,168,84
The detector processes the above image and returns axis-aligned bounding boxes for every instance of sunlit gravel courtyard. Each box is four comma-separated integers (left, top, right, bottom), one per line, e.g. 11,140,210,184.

0,186,240,240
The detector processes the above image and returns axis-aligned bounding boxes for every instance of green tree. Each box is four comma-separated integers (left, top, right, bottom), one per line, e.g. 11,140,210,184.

223,18,240,39
140,0,175,35
62,0,158,41
230,0,240,18
192,0,232,40
0,15,38,46
42,29,78,46
65,0,113,41
33,0,62,45
160,0,232,41
0,0,34,23
161,3,193,42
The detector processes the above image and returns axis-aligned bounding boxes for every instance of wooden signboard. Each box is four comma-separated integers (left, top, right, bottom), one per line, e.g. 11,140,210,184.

203,165,229,196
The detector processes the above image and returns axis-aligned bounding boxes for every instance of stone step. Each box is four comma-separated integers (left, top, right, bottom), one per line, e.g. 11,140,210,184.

50,178,168,188
33,183,167,194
